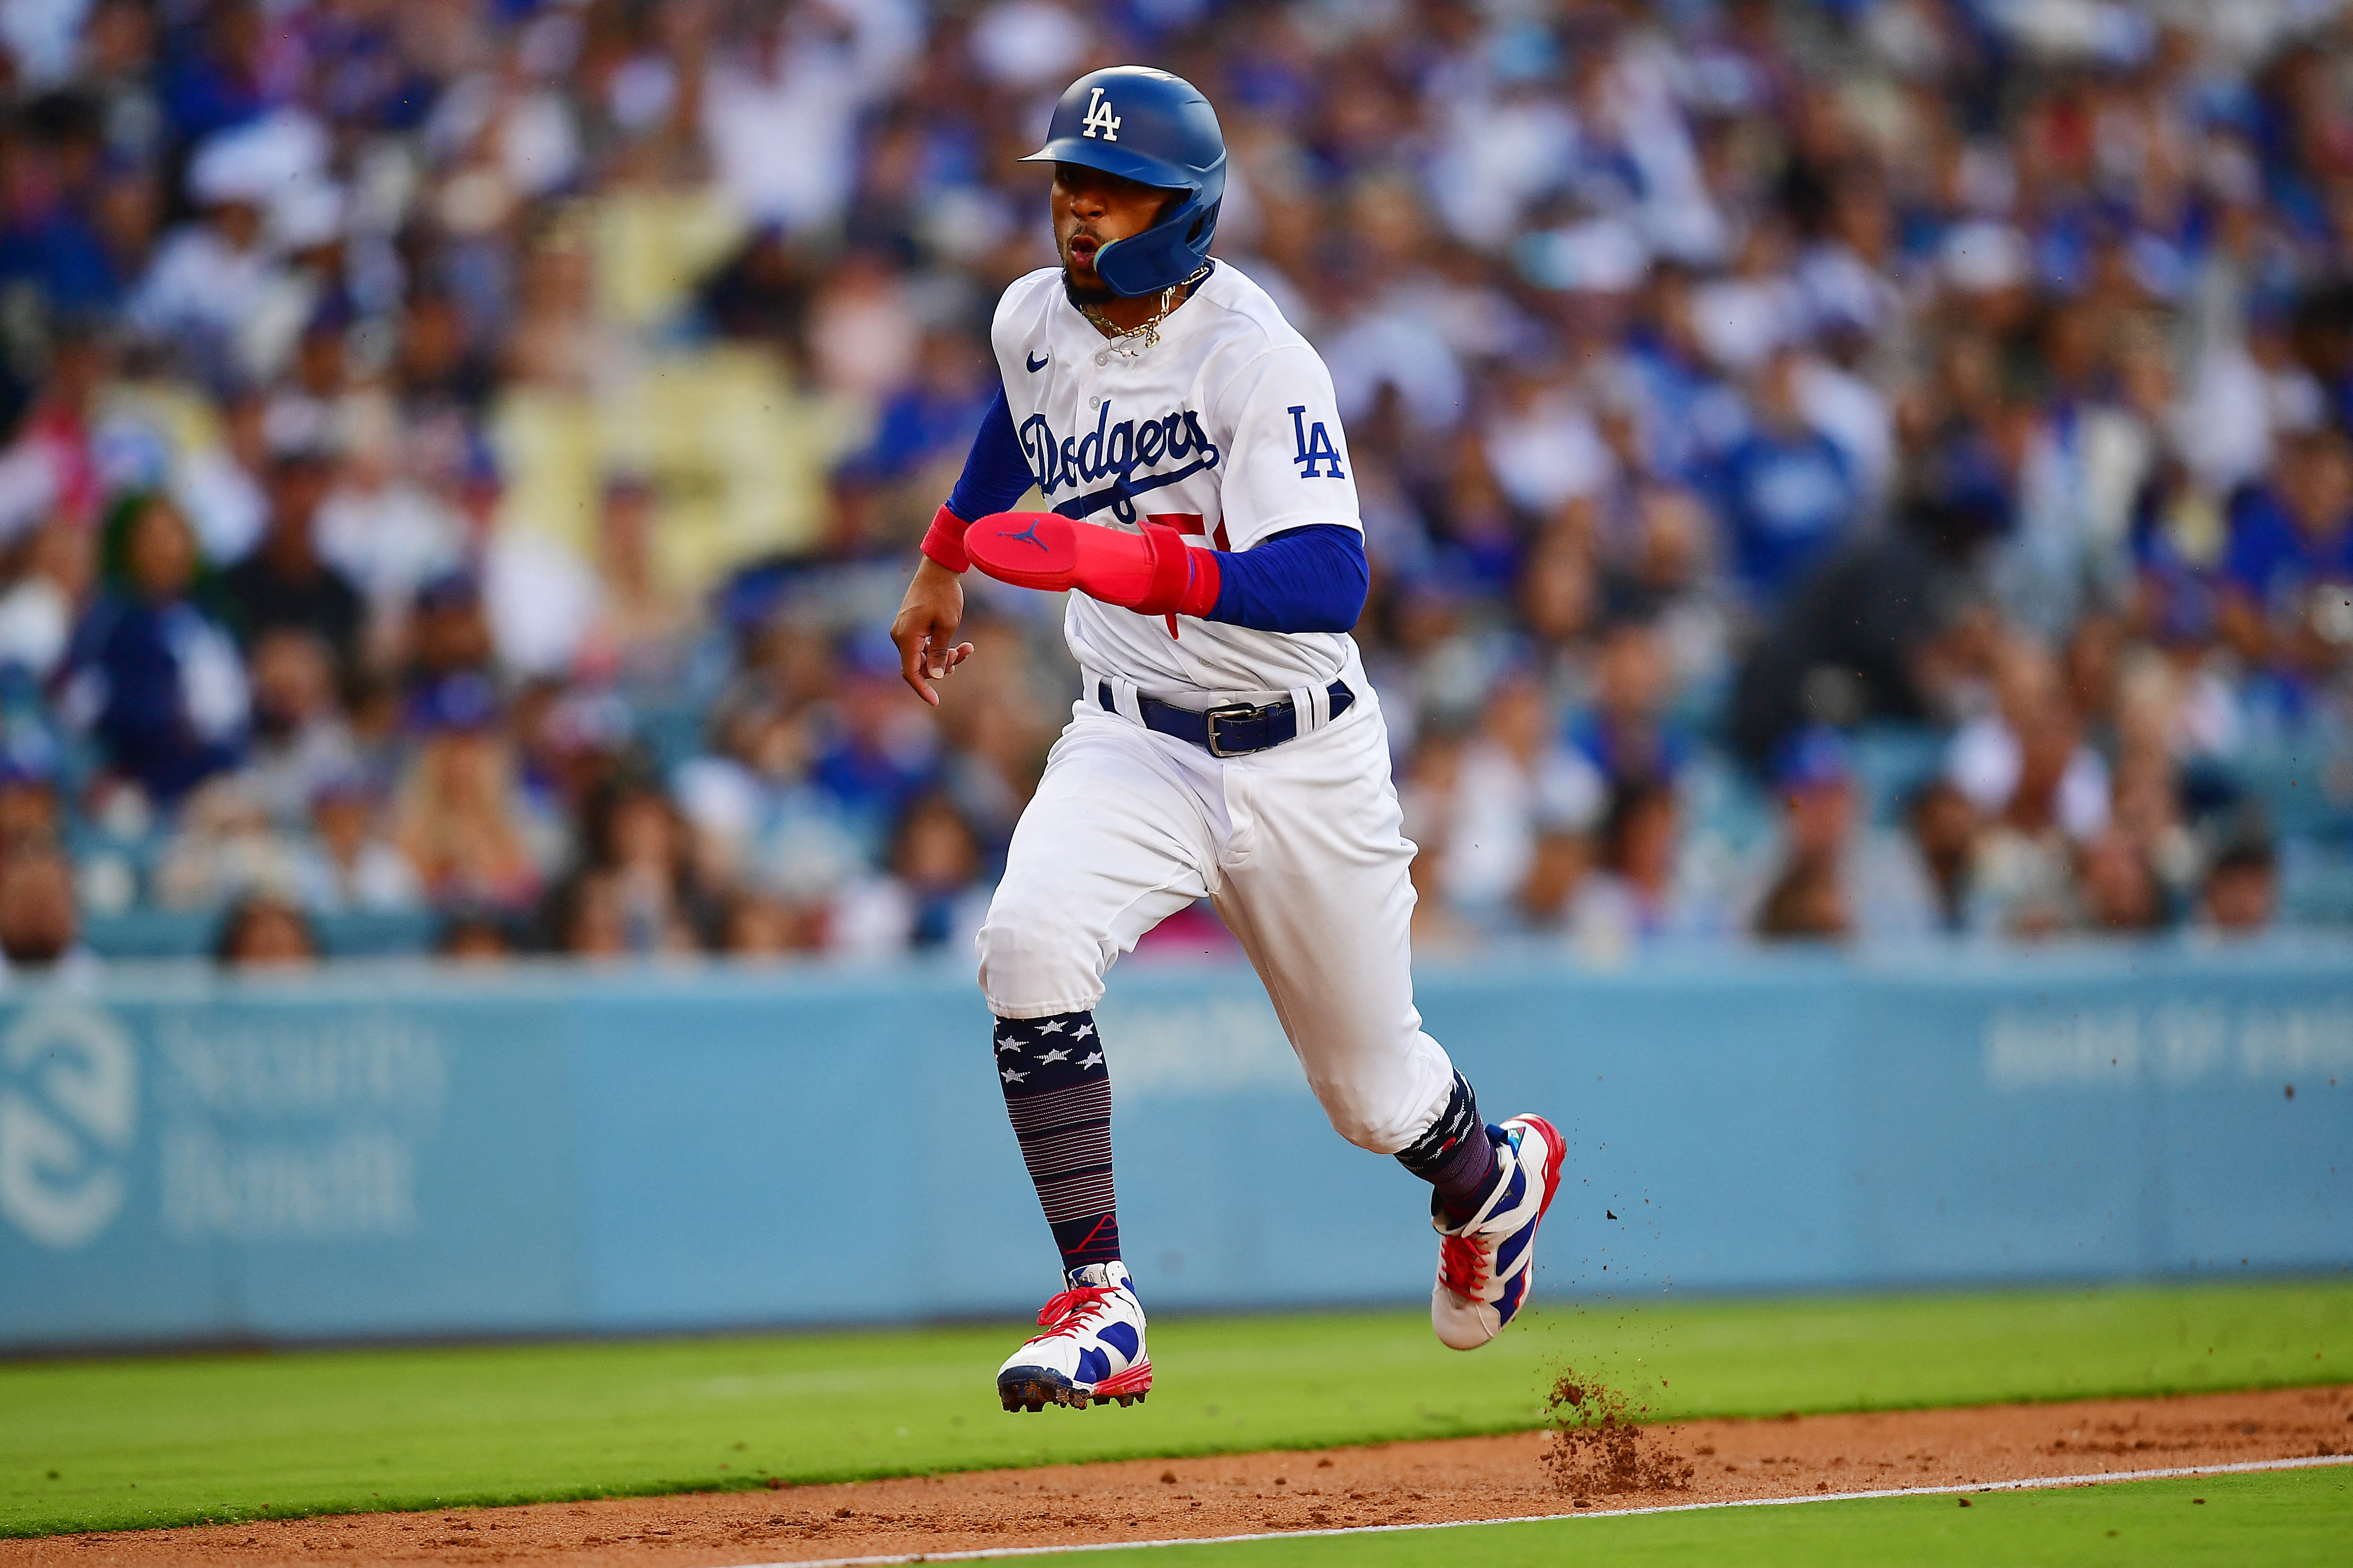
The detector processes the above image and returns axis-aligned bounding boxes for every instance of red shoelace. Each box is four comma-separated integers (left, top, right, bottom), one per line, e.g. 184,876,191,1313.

1025,1284,1119,1343
1439,1235,1488,1298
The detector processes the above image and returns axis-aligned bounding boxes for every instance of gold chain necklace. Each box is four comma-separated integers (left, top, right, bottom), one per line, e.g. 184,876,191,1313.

1080,264,1211,363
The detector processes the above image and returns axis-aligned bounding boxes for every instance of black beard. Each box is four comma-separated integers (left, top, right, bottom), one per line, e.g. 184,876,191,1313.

1061,265,1116,308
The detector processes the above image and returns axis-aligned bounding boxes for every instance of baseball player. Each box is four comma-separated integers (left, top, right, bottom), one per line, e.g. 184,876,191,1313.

889,66,1563,1414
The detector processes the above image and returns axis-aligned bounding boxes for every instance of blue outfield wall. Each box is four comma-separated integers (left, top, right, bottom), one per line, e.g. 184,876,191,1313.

0,942,2348,1349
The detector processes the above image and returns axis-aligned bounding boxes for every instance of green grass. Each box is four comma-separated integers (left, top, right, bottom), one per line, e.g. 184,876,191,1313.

2,1278,2347,1539
1117,1467,2353,1567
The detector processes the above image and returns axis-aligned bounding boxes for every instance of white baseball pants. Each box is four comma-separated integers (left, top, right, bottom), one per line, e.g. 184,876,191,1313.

977,686,1457,1155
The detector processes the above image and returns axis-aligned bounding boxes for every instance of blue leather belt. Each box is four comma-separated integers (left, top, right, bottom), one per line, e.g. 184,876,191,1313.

1098,680,1355,758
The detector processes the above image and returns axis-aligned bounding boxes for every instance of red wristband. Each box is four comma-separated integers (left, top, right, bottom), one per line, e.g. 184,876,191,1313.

1176,545,1221,619
920,505,971,573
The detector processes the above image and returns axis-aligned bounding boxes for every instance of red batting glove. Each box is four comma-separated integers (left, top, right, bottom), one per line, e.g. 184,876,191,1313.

966,512,1221,621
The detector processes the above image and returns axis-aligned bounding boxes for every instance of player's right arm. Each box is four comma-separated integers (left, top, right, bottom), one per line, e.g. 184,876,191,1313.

892,383,1036,704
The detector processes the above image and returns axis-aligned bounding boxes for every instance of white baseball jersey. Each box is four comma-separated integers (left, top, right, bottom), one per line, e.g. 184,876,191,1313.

988,261,1362,698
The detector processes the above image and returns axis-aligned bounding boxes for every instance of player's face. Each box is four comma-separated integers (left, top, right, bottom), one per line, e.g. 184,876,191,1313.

1052,163,1175,304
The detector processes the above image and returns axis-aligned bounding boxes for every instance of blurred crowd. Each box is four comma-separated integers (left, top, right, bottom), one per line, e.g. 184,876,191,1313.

0,0,2351,976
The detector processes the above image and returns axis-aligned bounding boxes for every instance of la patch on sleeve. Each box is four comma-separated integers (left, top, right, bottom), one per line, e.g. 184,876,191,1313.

1288,405,1347,480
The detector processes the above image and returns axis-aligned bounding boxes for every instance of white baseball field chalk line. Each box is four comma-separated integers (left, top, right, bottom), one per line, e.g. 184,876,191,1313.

737,1451,2353,1568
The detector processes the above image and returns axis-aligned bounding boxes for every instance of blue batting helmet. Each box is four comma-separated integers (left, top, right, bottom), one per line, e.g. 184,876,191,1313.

1022,66,1225,298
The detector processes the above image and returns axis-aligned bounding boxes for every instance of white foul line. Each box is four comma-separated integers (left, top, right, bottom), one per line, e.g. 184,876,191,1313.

737,1452,2353,1568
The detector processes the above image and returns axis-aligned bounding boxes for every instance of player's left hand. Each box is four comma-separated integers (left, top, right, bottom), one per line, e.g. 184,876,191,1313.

966,512,1217,620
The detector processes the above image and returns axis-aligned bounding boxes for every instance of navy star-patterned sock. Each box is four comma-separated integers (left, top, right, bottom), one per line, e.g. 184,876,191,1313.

994,1010,1122,1272
1396,1070,1504,1224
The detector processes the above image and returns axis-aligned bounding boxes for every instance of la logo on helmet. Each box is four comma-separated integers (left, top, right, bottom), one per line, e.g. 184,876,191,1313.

1082,87,1121,142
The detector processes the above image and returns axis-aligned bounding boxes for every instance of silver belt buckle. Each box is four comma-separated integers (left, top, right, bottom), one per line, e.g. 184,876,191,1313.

1201,702,1263,758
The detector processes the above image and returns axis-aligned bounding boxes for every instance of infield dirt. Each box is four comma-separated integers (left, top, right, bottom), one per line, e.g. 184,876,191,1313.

6,1385,2346,1567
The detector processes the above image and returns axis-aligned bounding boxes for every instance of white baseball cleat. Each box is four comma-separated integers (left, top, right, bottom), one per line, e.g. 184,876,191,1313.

996,1261,1153,1411
1430,1114,1565,1350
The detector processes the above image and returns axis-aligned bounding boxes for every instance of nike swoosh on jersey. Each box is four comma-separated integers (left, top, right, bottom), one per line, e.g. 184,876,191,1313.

1027,352,1050,372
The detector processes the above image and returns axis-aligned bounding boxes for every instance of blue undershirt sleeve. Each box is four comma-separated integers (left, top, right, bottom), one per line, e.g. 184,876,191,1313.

945,385,1036,521
1204,524,1369,634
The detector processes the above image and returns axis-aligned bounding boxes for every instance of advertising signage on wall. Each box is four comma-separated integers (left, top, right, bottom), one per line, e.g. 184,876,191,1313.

0,947,2346,1350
